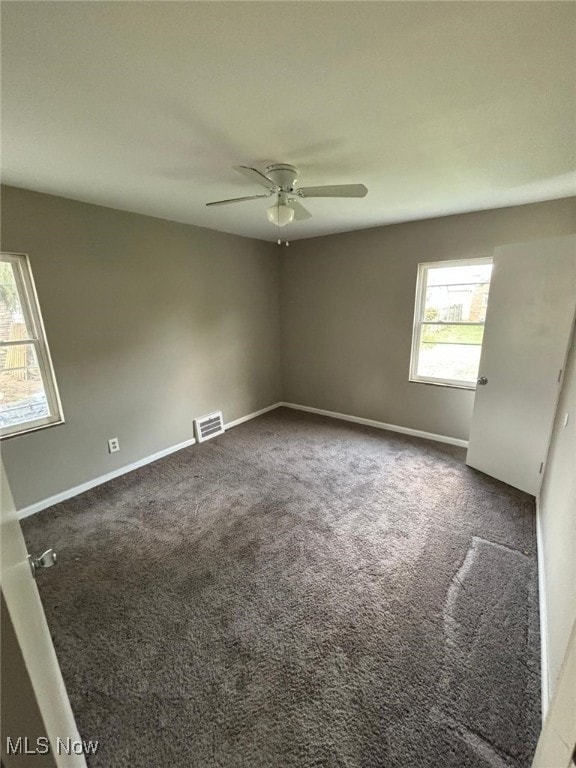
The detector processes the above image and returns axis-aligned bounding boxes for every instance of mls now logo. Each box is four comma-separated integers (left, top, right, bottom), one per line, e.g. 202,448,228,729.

6,736,99,755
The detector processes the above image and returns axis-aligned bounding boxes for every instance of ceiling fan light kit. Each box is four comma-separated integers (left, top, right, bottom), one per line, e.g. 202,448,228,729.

266,204,294,227
206,163,368,237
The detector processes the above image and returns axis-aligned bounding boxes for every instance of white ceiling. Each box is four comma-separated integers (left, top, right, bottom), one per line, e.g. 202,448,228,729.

2,1,575,241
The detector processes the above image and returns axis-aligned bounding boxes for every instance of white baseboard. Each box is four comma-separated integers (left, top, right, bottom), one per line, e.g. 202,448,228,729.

535,495,550,720
17,403,283,520
224,402,281,430
17,400,466,520
279,402,468,448
17,435,197,520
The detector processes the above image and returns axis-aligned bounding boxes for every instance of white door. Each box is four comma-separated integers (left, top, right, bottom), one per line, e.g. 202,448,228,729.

467,235,576,496
1,459,87,767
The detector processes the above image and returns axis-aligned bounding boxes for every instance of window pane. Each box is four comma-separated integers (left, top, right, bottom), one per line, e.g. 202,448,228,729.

424,263,492,323
418,324,483,383
0,345,50,429
1,253,63,438
0,261,34,342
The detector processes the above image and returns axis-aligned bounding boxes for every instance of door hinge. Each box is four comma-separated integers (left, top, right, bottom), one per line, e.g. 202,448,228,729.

557,368,563,383
539,462,544,474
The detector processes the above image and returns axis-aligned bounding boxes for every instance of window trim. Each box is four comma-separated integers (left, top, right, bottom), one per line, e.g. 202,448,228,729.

409,256,493,390
1,252,65,439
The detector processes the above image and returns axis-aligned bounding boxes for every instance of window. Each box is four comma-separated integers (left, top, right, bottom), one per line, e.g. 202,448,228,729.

0,253,64,438
410,257,493,389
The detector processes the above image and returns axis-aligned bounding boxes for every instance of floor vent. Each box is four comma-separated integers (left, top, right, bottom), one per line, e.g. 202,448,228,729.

194,411,225,443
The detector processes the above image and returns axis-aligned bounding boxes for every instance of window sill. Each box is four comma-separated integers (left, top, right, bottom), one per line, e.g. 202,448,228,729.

409,378,476,391
1,418,66,441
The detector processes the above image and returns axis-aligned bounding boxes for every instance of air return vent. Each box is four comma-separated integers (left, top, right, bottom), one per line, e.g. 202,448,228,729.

194,411,225,443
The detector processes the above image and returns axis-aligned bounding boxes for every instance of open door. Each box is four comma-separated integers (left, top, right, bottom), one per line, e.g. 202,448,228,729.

1,459,87,767
467,235,576,496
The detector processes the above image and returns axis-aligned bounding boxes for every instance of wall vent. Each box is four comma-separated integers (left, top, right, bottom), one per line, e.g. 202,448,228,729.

194,411,225,443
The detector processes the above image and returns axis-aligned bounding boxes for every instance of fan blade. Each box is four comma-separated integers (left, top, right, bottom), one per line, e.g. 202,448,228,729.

289,199,312,220
233,165,277,190
298,184,368,198
206,194,269,207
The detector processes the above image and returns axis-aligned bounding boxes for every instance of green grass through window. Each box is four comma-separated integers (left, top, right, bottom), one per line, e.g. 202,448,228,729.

421,324,484,346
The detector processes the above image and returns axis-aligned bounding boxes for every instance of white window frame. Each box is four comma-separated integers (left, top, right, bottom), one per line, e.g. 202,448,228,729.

409,256,493,390
1,252,64,439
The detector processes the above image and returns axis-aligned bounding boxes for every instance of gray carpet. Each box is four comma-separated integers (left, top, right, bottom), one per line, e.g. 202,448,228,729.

22,408,541,767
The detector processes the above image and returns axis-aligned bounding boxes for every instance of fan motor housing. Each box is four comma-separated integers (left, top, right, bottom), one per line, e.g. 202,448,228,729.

265,164,298,191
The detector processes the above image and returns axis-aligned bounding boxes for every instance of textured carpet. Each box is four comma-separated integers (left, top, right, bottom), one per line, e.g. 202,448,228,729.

22,408,541,768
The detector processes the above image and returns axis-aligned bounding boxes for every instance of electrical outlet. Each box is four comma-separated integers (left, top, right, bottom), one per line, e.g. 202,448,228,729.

108,437,120,454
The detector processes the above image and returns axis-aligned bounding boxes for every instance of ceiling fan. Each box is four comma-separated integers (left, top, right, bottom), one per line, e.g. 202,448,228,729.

206,164,368,227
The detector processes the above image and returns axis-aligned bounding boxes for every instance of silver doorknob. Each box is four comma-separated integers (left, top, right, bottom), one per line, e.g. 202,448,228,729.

28,548,57,578
477,376,488,386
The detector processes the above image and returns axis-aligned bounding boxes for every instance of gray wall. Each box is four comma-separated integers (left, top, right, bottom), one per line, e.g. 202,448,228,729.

539,327,576,704
1,186,281,508
281,198,576,441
